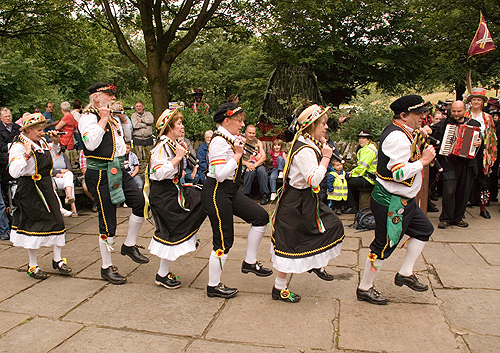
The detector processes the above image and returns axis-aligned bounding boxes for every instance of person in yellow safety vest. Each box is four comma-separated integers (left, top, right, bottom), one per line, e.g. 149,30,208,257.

326,156,348,215
344,129,378,214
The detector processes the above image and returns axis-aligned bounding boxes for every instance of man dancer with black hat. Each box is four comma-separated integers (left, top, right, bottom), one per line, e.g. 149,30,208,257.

79,82,148,285
201,102,271,299
356,95,436,305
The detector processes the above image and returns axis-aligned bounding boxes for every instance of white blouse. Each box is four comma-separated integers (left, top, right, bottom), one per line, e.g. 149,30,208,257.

9,134,51,178
149,136,180,181
206,126,239,182
79,112,131,158
287,135,327,190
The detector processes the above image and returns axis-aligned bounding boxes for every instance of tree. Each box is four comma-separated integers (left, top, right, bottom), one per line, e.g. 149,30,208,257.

82,0,249,118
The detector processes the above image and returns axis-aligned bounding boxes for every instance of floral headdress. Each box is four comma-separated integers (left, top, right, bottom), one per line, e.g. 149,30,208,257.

20,113,47,132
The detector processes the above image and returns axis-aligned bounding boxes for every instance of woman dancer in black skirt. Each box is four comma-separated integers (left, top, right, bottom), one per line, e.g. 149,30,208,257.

9,113,72,279
147,108,207,289
270,104,345,302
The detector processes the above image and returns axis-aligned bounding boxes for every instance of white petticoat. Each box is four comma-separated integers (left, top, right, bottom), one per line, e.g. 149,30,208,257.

148,235,197,261
10,229,65,249
270,242,342,274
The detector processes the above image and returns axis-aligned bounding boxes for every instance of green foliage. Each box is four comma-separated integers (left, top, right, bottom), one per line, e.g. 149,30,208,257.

330,92,393,142
180,108,217,142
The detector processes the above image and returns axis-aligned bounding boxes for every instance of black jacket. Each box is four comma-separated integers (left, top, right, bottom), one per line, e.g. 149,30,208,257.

0,122,20,172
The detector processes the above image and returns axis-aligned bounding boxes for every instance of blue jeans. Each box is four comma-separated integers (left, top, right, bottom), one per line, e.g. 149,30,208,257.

131,174,144,189
241,164,270,196
269,156,285,193
0,184,10,238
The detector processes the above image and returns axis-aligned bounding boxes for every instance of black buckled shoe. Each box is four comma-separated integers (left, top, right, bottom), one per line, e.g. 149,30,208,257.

271,286,301,303
241,261,273,277
155,272,181,289
356,287,389,305
101,265,127,285
480,210,491,219
207,283,239,298
394,273,428,292
307,267,334,281
260,193,270,205
27,266,49,280
121,244,150,264
52,259,72,275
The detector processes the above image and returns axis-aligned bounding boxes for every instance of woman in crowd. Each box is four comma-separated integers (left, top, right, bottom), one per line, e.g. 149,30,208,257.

147,108,207,289
9,113,72,279
49,133,78,217
55,101,77,150
270,104,345,303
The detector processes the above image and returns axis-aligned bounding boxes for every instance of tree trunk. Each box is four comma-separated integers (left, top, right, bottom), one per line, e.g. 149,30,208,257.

455,82,466,101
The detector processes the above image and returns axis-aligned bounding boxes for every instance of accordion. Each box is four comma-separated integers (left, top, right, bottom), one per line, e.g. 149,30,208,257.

438,124,481,159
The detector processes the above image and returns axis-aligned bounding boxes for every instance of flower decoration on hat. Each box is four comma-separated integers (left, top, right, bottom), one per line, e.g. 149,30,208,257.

407,101,427,112
96,84,117,93
21,113,47,131
157,109,174,130
226,107,242,117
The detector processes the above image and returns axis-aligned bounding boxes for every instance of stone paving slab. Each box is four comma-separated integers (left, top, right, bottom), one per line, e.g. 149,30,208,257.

431,228,500,243
0,243,10,251
0,317,83,353
0,311,30,335
472,244,500,266
339,236,360,251
0,269,39,302
423,242,489,268
0,276,104,318
64,285,223,336
331,249,357,268
433,266,500,289
51,327,189,353
286,267,357,301
206,293,338,350
75,254,142,280
435,288,500,336
191,259,275,294
338,301,461,352
186,340,304,353
463,333,500,353
358,247,427,272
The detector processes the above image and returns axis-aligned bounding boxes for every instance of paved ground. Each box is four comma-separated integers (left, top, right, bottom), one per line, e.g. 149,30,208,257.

0,199,499,353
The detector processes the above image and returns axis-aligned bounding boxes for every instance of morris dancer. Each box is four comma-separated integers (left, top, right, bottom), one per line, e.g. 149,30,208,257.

201,102,271,299
270,104,345,303
79,82,148,285
357,95,435,305
146,109,207,289
9,113,72,279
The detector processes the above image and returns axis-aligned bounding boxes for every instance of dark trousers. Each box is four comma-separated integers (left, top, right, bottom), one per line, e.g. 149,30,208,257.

240,164,270,196
488,158,500,201
440,161,474,223
370,197,433,259
202,178,268,253
86,169,145,237
347,176,373,209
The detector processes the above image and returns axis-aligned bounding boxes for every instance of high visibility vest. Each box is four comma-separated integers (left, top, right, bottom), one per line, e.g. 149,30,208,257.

327,170,348,201
351,142,378,185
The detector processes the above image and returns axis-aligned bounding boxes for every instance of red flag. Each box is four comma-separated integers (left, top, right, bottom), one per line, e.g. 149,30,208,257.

468,12,495,57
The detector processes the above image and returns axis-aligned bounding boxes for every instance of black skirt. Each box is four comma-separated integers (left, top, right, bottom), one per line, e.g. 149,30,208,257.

272,185,344,259
149,179,206,245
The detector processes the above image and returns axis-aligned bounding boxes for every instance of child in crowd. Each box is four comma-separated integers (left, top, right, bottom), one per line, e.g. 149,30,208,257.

326,156,348,215
269,139,287,201
124,142,143,189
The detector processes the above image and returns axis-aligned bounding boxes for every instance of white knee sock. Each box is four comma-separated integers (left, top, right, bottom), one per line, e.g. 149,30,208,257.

399,238,426,276
358,257,383,291
208,250,228,287
158,258,171,277
99,237,113,269
274,276,287,290
124,214,144,247
52,245,63,262
28,249,38,268
245,225,267,264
